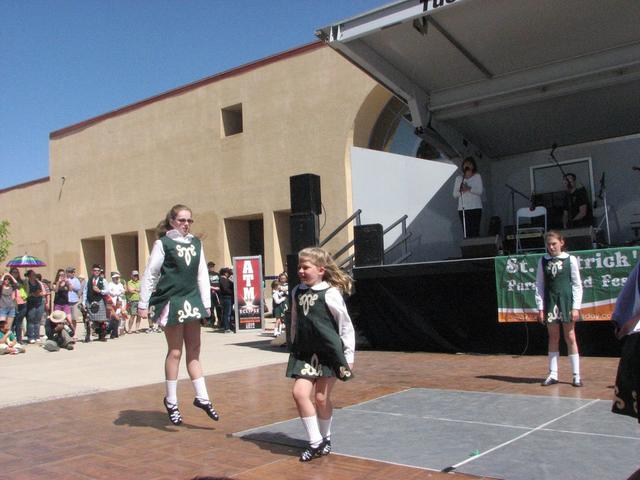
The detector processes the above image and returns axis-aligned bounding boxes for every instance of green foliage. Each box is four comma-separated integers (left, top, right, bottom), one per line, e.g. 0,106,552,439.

0,220,11,263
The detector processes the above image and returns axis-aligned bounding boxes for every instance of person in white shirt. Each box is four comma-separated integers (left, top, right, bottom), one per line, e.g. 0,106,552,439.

138,204,218,426
108,272,127,336
452,157,483,238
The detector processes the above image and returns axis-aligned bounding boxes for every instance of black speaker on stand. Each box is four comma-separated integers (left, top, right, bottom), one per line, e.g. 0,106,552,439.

354,224,384,266
290,212,319,254
290,173,322,215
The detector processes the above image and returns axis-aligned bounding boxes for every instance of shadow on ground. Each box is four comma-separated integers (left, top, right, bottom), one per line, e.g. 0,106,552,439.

114,409,217,432
476,374,542,384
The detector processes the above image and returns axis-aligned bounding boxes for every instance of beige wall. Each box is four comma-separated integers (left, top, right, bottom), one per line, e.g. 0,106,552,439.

1,45,383,281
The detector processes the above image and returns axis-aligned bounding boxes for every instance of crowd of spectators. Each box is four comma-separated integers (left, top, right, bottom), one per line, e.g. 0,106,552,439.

0,260,252,354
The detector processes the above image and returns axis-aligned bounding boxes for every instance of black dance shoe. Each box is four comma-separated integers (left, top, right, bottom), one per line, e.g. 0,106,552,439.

299,441,325,462
320,438,332,456
193,397,219,421
163,397,182,425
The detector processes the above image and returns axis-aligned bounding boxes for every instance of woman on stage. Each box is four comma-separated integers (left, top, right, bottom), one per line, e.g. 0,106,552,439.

138,204,219,425
452,157,483,238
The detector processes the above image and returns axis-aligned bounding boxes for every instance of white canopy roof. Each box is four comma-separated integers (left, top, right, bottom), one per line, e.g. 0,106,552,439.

317,0,640,157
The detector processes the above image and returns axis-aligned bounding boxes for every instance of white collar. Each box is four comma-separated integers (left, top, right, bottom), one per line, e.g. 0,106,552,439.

167,229,193,242
298,281,330,291
544,252,570,260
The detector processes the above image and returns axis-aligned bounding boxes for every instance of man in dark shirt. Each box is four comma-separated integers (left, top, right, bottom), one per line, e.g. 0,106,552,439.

219,268,235,333
207,262,222,328
563,173,593,228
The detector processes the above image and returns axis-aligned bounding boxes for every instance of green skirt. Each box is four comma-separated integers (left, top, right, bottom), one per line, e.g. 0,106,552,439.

612,333,640,423
286,351,353,381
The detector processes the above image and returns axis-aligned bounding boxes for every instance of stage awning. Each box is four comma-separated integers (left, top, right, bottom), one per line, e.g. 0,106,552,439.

317,0,640,157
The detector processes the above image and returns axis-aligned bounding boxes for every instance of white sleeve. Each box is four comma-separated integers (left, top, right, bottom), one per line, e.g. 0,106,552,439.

570,255,583,310
325,287,355,364
534,258,545,311
139,239,165,309
452,175,462,198
273,290,286,304
82,280,89,305
469,173,483,197
290,285,299,344
197,245,211,309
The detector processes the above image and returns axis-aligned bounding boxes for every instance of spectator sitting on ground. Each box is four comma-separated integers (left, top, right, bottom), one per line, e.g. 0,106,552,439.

0,319,25,354
44,310,74,351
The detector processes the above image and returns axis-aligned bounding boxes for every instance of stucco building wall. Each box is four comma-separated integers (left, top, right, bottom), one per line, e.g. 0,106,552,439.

1,43,383,280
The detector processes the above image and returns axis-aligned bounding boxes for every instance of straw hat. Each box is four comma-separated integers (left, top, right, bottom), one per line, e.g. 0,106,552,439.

49,310,67,323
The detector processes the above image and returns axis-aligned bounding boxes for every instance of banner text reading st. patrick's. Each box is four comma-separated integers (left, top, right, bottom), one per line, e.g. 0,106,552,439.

495,246,640,322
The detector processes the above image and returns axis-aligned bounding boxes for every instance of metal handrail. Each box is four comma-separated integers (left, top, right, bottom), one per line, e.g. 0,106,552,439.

383,215,408,235
385,232,412,254
382,214,412,264
333,239,355,260
319,209,362,247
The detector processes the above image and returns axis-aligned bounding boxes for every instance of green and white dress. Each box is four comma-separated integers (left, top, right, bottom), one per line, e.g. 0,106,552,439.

535,252,582,323
286,281,355,381
139,230,210,327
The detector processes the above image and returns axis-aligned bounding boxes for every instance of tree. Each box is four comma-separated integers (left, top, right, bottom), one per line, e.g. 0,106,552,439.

0,220,11,263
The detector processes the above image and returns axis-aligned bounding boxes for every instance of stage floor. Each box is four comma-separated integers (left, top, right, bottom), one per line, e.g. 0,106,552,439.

236,388,640,480
3,349,638,479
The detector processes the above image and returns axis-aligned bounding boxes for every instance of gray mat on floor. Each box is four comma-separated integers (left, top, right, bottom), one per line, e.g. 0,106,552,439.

234,388,640,480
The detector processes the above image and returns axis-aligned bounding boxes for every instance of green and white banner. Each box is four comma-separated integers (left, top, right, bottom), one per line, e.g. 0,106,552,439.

495,246,640,322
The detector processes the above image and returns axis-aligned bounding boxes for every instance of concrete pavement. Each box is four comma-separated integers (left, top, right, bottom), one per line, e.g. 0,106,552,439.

0,325,288,408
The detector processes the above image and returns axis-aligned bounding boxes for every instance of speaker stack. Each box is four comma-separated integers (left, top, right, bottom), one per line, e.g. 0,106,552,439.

289,174,321,255
354,224,384,266
460,235,502,258
563,227,595,251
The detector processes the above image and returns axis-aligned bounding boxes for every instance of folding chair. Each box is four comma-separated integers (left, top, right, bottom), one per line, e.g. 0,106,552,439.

516,206,547,253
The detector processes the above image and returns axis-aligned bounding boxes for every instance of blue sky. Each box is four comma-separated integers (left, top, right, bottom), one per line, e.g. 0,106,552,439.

0,0,386,190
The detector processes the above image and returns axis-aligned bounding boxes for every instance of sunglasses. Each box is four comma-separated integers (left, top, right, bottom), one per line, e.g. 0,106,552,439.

175,218,194,224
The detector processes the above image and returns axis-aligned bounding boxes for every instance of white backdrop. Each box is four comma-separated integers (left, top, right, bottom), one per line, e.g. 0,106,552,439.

350,146,458,248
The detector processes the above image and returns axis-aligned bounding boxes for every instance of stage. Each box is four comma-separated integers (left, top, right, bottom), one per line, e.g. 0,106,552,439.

349,256,621,357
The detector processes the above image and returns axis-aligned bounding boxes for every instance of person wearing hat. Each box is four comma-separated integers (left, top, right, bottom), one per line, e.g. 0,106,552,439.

65,267,83,341
44,310,74,351
126,270,143,333
108,271,127,337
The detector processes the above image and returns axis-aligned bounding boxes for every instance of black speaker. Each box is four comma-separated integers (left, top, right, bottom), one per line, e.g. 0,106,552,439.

460,235,501,258
286,253,300,292
290,174,321,214
354,224,384,267
290,212,319,253
564,227,594,251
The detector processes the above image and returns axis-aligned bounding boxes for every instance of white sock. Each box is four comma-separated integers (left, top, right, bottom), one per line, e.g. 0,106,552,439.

318,416,332,440
301,415,323,447
192,377,210,402
569,353,581,380
165,380,178,405
548,352,559,379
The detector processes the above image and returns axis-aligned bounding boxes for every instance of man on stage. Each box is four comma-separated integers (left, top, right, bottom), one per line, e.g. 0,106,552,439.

562,173,593,228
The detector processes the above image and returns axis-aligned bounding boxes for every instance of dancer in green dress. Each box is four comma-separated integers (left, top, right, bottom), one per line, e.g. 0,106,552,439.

535,230,584,387
287,247,355,462
139,204,219,425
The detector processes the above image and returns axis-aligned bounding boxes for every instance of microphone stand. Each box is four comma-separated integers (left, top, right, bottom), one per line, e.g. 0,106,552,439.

548,143,573,228
460,177,467,239
596,172,611,245
505,184,531,226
